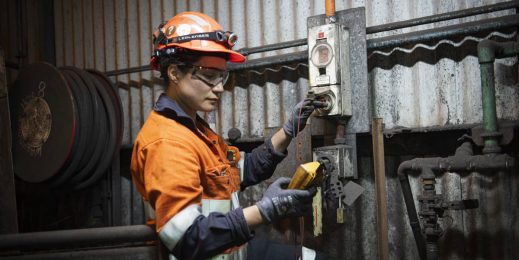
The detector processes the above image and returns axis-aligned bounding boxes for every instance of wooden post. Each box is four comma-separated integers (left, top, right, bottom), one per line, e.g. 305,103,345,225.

372,118,389,260
0,47,19,234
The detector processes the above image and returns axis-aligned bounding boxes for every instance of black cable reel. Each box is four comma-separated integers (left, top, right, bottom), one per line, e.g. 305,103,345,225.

9,62,123,190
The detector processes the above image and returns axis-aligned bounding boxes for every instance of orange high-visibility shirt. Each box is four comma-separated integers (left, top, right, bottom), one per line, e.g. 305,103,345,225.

131,108,242,231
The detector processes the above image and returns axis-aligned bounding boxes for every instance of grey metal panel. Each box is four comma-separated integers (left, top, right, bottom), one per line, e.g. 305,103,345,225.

130,85,142,144
247,73,265,137
118,86,131,148
367,0,518,129
92,0,106,71
53,0,64,67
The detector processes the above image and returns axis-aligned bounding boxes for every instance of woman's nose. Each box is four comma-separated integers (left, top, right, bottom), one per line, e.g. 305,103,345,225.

212,81,224,93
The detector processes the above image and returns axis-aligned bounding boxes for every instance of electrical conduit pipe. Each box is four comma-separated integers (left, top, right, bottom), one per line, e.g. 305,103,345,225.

477,40,519,154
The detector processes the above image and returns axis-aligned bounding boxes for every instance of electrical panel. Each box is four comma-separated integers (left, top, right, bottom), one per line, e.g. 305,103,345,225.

308,23,352,117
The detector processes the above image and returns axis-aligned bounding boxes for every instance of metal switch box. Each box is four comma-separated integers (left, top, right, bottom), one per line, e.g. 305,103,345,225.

308,23,352,118
313,145,356,179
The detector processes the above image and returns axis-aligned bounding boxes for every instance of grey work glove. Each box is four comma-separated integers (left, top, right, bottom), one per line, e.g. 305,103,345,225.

256,177,316,223
282,98,316,137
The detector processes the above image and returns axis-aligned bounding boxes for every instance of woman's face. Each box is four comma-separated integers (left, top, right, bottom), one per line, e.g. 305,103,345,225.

168,56,227,116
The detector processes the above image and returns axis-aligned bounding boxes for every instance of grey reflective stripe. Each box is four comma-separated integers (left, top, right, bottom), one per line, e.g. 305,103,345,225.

238,152,245,182
202,194,244,260
302,246,316,260
201,198,231,216
159,204,202,251
165,191,244,259
231,191,240,211
143,201,156,220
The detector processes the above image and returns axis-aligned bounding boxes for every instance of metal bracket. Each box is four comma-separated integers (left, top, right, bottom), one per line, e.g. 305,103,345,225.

471,121,514,146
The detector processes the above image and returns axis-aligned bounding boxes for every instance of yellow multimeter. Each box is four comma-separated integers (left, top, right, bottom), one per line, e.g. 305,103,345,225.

288,161,325,190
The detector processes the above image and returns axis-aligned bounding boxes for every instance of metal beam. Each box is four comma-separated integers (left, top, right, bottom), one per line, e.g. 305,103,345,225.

367,14,519,51
0,47,18,235
0,225,156,250
0,246,160,260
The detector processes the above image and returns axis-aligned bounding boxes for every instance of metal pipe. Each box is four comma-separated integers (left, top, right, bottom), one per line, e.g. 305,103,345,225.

325,0,336,17
0,225,157,250
367,14,519,51
372,118,389,260
426,242,439,260
477,40,519,153
0,246,160,259
397,165,427,260
105,65,151,77
398,153,514,173
227,51,307,72
479,60,500,153
420,167,440,260
366,1,519,34
398,144,514,260
237,39,307,56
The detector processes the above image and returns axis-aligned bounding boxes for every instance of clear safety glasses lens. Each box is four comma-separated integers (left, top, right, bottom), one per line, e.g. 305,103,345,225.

191,66,229,87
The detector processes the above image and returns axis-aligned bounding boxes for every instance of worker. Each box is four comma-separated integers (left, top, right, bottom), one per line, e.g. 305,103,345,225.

131,12,317,260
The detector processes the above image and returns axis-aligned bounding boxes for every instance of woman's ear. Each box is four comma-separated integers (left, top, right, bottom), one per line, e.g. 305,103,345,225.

167,64,179,83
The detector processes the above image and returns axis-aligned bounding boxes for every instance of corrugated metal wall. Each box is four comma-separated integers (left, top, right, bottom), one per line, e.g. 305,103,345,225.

53,0,519,145
52,0,519,259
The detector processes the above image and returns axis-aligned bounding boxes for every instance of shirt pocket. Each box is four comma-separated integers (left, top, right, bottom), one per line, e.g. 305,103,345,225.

203,164,231,199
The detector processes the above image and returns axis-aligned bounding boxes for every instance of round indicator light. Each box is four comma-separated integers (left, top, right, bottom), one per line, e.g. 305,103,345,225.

310,42,333,68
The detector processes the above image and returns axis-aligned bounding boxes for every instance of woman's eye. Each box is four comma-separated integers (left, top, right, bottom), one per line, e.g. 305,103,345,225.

202,72,219,80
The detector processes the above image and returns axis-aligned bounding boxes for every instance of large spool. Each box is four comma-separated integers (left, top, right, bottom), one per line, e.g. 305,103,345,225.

9,62,123,190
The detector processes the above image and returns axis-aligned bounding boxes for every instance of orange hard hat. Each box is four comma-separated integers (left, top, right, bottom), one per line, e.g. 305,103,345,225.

151,12,245,69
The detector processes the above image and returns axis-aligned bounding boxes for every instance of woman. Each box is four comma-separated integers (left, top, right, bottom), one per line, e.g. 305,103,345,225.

131,12,317,260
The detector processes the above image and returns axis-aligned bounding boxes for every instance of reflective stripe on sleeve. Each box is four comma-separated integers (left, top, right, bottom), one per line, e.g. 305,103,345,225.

159,204,202,251
238,152,245,182
231,191,240,211
201,199,231,216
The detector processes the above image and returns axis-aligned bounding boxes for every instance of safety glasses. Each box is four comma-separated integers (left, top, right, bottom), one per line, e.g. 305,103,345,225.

181,64,229,87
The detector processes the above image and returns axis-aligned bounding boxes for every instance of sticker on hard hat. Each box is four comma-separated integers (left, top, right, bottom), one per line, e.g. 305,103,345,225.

176,24,191,36
166,25,176,36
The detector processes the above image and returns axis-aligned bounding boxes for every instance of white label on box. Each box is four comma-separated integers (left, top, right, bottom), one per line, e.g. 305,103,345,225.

315,75,330,85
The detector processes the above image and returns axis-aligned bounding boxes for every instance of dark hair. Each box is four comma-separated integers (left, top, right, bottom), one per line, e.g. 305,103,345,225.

158,49,229,85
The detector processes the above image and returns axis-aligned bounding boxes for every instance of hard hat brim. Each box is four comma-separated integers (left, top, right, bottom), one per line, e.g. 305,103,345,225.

169,44,246,63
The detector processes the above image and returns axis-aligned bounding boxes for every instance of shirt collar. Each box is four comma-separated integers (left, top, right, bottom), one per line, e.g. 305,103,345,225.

153,93,211,133
154,94,191,119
